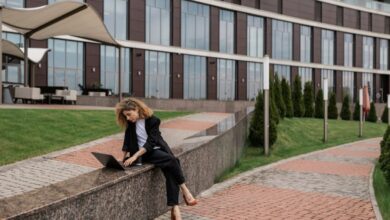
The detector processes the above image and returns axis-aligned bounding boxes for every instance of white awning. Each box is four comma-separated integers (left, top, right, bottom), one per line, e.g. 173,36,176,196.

2,39,50,63
0,1,118,46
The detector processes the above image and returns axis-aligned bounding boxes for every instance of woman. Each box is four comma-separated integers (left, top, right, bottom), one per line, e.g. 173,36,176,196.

115,97,197,220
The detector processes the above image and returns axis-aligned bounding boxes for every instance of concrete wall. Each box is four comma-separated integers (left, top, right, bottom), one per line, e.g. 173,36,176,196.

7,110,253,220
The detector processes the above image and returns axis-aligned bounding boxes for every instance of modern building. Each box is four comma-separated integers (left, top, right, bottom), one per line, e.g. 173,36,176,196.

2,0,390,103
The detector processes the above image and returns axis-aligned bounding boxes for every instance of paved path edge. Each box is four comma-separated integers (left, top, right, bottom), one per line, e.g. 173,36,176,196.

369,164,384,220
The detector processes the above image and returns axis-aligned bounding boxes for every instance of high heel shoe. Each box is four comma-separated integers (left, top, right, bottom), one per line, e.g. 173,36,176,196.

182,194,198,206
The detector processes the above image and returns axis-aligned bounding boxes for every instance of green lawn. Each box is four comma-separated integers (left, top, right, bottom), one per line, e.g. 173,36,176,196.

217,118,387,182
0,109,191,166
374,165,390,220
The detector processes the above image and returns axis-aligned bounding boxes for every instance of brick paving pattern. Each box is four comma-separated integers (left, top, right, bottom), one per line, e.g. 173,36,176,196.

156,139,380,220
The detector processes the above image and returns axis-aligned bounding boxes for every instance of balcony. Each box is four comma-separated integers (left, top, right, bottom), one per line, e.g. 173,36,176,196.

335,0,390,14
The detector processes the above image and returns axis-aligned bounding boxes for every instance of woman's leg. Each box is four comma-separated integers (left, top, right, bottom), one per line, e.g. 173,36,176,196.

171,205,182,220
179,183,196,202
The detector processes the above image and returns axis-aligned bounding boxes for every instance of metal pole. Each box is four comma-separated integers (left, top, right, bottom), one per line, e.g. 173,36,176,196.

324,100,328,142
118,47,122,101
264,89,269,156
359,88,363,137
24,37,29,87
0,9,3,104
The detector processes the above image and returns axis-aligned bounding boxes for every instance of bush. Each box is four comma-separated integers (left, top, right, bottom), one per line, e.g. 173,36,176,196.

353,99,360,121
340,95,351,120
328,92,338,119
379,126,390,185
367,102,377,122
314,89,324,118
248,91,278,148
270,77,280,124
292,75,304,117
303,82,314,117
382,107,388,124
273,75,286,119
281,78,293,118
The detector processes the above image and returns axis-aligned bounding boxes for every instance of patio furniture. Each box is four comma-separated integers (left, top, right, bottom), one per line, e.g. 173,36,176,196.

14,87,44,104
55,89,77,104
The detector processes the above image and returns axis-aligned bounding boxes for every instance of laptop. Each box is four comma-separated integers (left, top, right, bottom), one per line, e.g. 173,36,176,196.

91,152,135,170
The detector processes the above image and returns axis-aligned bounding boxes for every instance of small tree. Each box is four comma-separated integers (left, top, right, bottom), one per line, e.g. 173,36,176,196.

367,102,377,122
270,77,280,124
340,95,351,120
303,82,314,117
353,99,360,121
292,75,304,117
381,107,388,124
274,75,286,119
379,127,390,184
314,89,324,118
328,92,338,119
281,78,293,118
248,91,278,148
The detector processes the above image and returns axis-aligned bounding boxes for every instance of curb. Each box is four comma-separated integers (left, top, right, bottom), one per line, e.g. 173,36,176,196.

369,165,383,220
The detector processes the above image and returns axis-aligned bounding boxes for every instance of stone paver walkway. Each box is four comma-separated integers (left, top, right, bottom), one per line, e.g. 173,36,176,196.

156,139,381,220
0,112,231,200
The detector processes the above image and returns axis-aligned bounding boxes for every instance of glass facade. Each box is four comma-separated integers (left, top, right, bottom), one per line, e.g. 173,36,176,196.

183,55,206,99
100,46,131,94
146,0,170,46
380,39,388,70
145,51,170,99
272,20,292,82
363,36,374,100
220,10,234,54
321,30,335,92
247,15,264,58
181,0,209,50
0,0,23,7
247,62,263,101
48,0,83,4
2,33,24,84
217,59,235,101
299,25,312,89
104,0,128,40
343,33,354,101
48,39,84,92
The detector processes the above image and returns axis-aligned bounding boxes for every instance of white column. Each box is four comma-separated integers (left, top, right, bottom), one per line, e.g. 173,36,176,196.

263,55,270,156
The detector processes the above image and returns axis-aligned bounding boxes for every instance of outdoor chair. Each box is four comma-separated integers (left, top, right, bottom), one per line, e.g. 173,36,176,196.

55,89,77,104
14,87,44,104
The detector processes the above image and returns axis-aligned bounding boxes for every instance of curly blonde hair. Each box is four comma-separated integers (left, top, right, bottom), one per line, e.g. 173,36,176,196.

115,97,154,128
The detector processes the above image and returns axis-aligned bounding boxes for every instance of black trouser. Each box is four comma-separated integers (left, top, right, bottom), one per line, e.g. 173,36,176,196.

142,149,185,206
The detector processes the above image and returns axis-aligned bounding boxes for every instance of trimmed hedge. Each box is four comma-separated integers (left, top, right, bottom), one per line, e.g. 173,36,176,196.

281,78,293,118
303,82,314,118
367,102,377,123
379,126,390,185
340,95,351,120
274,75,286,119
353,100,360,121
292,75,304,117
314,89,324,118
328,92,338,119
382,107,388,124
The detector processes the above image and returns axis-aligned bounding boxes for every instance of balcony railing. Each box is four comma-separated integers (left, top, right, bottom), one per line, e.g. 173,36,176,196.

336,0,390,14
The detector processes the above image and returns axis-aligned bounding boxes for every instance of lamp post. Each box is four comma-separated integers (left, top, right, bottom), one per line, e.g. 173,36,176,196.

263,55,270,156
359,88,363,137
387,94,390,126
323,78,328,143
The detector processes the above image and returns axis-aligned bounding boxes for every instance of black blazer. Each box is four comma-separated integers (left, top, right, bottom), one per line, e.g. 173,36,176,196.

122,115,173,156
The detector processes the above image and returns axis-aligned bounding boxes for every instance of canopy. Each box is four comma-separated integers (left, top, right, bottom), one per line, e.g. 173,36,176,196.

0,1,118,46
2,39,50,63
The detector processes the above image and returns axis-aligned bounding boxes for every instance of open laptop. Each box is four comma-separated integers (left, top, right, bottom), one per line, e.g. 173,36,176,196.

91,152,132,170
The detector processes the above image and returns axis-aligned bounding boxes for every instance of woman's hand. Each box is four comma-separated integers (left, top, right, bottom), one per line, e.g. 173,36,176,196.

124,156,137,167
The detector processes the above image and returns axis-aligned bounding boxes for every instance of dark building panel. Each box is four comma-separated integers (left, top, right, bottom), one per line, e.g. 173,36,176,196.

265,18,272,57
236,12,247,55
375,38,381,69
29,40,48,87
260,0,279,13
343,7,359,29
171,54,183,99
131,49,145,97
129,0,145,41
291,66,298,82
25,0,47,7
335,32,344,66
236,61,247,100
172,0,181,47
293,23,300,61
207,58,218,100
374,74,381,102
85,43,101,88
241,0,257,7
210,7,220,52
312,27,321,63
354,35,363,67
355,72,362,96
335,71,343,102
360,11,370,31
86,0,103,17
372,14,386,33
282,0,315,20
321,3,337,25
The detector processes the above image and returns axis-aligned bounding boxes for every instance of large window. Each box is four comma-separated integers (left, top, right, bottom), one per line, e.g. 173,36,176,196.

299,25,312,89
0,0,23,7
220,10,234,54
247,15,264,58
145,51,170,99
100,46,131,94
272,20,292,82
2,32,24,84
321,30,335,92
217,59,235,101
146,0,170,46
48,39,84,92
49,0,83,4
183,55,206,99
104,0,128,40
247,62,263,101
363,36,374,100
343,33,354,101
380,39,388,70
181,0,209,50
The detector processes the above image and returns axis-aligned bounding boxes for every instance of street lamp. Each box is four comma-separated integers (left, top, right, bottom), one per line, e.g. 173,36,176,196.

323,78,328,143
387,94,390,126
263,55,270,156
359,88,363,137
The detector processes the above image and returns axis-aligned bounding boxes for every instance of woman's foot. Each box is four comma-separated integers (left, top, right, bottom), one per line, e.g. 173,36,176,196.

171,206,182,220
182,193,197,206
